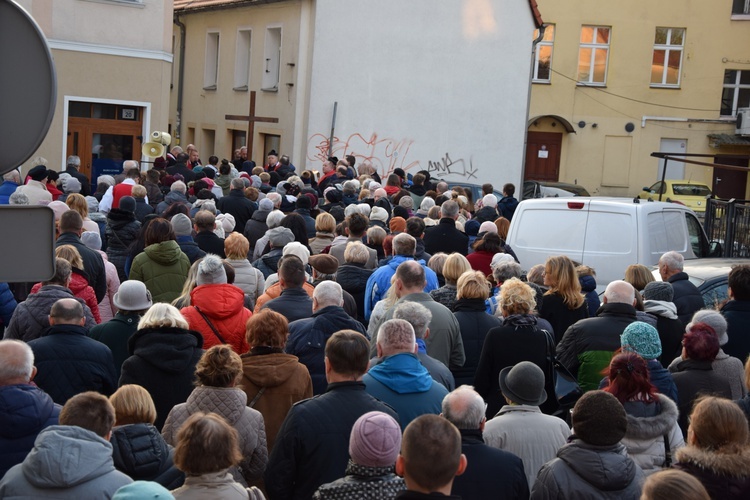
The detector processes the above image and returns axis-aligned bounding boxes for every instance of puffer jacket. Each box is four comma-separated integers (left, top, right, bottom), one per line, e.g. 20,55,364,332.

225,259,265,311
181,284,251,354
95,250,120,323
251,248,283,279
530,440,644,499
451,298,503,387
620,395,684,474
119,326,204,430
0,384,60,478
106,208,141,282
110,423,184,489
313,460,406,499
674,446,750,499
364,255,439,320
0,282,17,329
129,240,190,303
4,285,96,342
336,263,373,324
162,386,268,485
667,272,705,327
254,281,315,312
171,471,250,500
240,350,313,453
31,270,101,324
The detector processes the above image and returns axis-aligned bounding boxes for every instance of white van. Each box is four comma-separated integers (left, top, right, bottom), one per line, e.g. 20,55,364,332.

505,197,718,289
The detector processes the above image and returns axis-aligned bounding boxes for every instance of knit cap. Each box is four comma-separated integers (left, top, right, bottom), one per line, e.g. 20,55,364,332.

399,196,414,209
349,411,402,468
283,241,310,266
196,254,227,286
81,231,102,251
691,309,729,346
357,203,372,216
389,216,406,233
259,198,274,211
572,391,628,446
344,204,359,218
268,227,295,248
643,281,673,302
171,213,193,236
464,219,480,236
47,201,69,221
370,206,388,223
64,177,82,193
620,321,662,360
479,221,498,235
393,206,409,220
113,481,174,500
119,196,136,213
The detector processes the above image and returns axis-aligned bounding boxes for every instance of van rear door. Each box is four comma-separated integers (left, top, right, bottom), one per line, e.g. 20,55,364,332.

580,204,636,285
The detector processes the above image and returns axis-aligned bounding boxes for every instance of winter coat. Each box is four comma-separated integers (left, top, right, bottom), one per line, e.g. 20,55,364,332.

467,249,498,278
669,359,733,436
89,311,141,381
579,275,600,317
452,298,503,387
313,460,406,500
255,281,314,311
56,231,107,302
262,287,314,323
669,349,747,400
264,381,398,500
474,205,499,224
475,316,558,418
176,235,206,264
452,428,530,500
0,180,19,204
329,236,378,269
162,386,268,485
668,272,705,327
620,395,684,474
240,350,313,453
4,285,96,341
133,197,154,223
674,445,750,500
423,218,469,256
226,259,265,310
129,240,190,304
144,180,164,209
193,230,226,258
498,195,519,220
252,248,284,279
336,263,374,323
156,190,191,215
119,326,204,430
0,426,132,498
105,209,141,283
721,299,750,364
14,179,52,206
364,353,449,430
110,423,184,489
31,270,101,324
0,282,17,328
364,255,439,320
309,232,335,255
556,302,637,392
644,299,684,365
0,384,60,479
530,440,645,500
171,471,249,500
484,404,571,490
29,323,117,405
244,209,270,255
95,250,120,323
736,394,750,423
217,189,257,232
288,305,368,394
181,284,251,354
295,208,317,238
430,284,458,311
538,292,589,344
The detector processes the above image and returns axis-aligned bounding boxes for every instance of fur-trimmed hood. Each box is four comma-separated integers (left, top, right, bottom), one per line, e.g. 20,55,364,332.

625,394,679,439
675,445,750,479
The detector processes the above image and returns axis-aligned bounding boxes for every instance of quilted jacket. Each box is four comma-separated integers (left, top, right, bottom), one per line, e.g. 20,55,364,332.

94,250,120,323
129,240,190,304
162,386,268,485
0,384,60,478
31,270,101,324
110,423,184,489
105,208,141,282
28,323,118,405
0,282,17,329
4,285,96,341
181,284,251,354
225,259,265,311
620,395,684,474
313,461,406,499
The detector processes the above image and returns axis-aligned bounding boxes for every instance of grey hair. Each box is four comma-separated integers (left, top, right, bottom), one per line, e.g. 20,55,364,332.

3,170,20,183
171,180,187,194
342,180,357,195
604,280,635,304
420,197,435,211
138,303,188,330
357,203,372,216
441,385,486,430
231,178,245,190
376,319,415,355
97,175,116,187
313,280,343,308
66,155,81,168
123,160,139,172
9,191,29,205
660,251,684,272
689,309,727,338
441,200,459,218
195,199,217,215
392,233,416,256
266,192,282,207
344,241,370,265
393,301,432,339
492,261,522,283
436,181,448,193
0,339,34,382
266,210,285,229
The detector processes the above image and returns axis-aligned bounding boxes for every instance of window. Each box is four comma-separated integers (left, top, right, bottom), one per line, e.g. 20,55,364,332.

651,28,684,87
733,0,750,14
721,70,750,116
532,25,554,83
262,27,282,91
204,32,220,90
577,26,610,85
234,29,252,91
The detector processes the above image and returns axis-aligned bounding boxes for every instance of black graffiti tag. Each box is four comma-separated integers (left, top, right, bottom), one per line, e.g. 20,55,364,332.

427,153,478,180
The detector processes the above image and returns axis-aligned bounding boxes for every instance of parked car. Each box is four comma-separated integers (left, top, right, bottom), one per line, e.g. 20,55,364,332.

522,180,590,200
651,258,749,309
446,182,503,204
638,180,712,213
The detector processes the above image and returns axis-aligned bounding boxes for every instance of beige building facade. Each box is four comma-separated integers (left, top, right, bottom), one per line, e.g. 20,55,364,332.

528,0,750,199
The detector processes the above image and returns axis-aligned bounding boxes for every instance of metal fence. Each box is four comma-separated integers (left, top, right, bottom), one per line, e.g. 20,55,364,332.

705,198,750,257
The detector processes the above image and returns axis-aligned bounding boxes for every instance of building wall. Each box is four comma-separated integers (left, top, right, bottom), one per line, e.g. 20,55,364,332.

530,0,750,197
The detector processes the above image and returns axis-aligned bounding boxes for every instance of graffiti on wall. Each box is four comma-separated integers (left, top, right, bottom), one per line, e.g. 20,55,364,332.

426,153,478,180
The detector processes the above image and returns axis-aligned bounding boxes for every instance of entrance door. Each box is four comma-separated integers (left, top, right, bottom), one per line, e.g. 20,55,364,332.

713,156,748,200
657,138,687,180
525,131,562,181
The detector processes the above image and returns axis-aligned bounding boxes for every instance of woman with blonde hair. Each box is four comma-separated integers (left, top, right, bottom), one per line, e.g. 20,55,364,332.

673,396,750,498
474,277,558,417
641,469,709,500
309,212,337,255
539,255,588,343
625,264,655,292
109,385,184,489
430,253,471,310
65,192,99,233
224,233,265,311
171,258,201,310
163,345,268,486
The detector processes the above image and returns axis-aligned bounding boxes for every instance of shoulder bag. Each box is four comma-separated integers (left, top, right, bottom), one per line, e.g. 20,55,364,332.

194,305,228,344
542,329,584,410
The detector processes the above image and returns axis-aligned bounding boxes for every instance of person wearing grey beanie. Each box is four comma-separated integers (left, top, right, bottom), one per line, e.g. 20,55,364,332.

639,281,683,367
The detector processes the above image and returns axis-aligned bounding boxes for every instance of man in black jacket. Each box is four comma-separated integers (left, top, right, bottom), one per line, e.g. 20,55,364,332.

262,255,313,322
166,153,195,184
423,200,468,256
722,264,750,363
265,330,398,500
192,211,225,258
217,178,257,233
56,210,107,302
658,251,704,327
65,156,91,196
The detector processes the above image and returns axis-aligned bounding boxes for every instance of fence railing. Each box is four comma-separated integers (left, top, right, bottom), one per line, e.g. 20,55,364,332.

705,198,750,257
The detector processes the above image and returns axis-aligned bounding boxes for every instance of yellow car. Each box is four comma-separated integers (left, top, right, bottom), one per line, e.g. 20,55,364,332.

638,180,712,213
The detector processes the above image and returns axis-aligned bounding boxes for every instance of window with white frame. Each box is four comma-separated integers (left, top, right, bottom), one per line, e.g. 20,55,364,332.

651,27,684,87
234,29,252,90
733,0,750,14
204,32,220,90
262,27,282,91
721,70,750,116
533,25,554,83
577,26,610,85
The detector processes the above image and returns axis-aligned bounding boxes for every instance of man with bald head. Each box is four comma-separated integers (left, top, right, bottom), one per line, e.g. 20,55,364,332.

28,299,117,405
0,340,61,477
557,280,638,391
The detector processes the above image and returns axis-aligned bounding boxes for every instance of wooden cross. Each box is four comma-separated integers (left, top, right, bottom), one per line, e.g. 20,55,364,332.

225,90,279,161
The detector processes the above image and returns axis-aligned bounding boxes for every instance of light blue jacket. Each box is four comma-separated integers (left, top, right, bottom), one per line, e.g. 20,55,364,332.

364,255,438,320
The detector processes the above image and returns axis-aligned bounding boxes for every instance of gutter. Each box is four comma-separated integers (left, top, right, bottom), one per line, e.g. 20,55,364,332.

519,25,547,187
173,15,187,146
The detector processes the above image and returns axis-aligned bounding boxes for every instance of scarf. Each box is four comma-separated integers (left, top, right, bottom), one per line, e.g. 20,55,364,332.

502,313,538,328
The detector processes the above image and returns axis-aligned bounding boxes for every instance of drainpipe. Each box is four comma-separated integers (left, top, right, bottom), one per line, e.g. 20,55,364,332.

173,15,187,146
519,25,547,191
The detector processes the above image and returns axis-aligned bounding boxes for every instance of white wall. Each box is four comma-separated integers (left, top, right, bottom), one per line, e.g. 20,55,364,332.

304,0,536,190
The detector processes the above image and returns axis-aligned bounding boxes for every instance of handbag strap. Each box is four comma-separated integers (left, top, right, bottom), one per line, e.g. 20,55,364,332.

248,387,266,408
541,329,556,362
663,433,672,467
194,306,227,344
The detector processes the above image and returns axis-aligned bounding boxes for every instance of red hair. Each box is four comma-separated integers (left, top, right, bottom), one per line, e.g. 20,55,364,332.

604,352,657,404
683,323,720,361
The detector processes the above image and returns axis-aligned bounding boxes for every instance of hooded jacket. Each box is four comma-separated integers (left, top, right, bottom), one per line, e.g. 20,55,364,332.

579,275,601,317
105,208,141,282
620,395,685,473
0,426,132,498
0,384,61,478
31,271,101,324
119,326,204,430
363,353,449,430
674,446,750,499
181,284,251,354
110,423,184,489
364,255,439,320
129,240,190,304
156,190,191,215
643,299,684,365
530,440,644,499
162,386,268,485
498,195,519,220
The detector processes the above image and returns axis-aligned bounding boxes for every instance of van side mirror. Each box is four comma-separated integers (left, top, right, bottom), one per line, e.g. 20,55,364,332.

709,241,722,258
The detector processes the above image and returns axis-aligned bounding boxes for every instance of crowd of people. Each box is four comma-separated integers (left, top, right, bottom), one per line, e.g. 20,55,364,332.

1,148,750,499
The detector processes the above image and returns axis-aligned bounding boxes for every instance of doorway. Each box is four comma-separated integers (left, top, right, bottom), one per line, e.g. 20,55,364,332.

657,138,687,180
713,155,748,200
525,131,562,181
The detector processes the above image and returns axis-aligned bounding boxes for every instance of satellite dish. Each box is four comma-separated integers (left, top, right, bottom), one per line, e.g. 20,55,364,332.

0,0,57,174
